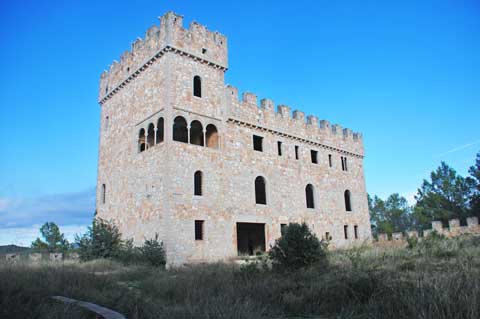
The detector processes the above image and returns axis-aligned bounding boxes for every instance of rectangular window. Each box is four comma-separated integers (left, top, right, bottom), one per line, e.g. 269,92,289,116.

328,154,332,167
295,145,299,160
325,232,331,241
281,224,287,236
195,220,204,240
311,150,318,164
253,135,263,152
277,141,282,156
344,225,348,239
354,225,358,239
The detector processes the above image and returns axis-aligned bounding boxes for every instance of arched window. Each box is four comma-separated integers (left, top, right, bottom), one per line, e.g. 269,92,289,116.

101,184,106,204
138,128,146,152
194,171,203,196
173,116,188,143
193,75,202,98
306,184,315,209
255,176,267,205
190,120,204,146
344,190,352,211
156,117,164,144
147,123,155,148
206,124,219,148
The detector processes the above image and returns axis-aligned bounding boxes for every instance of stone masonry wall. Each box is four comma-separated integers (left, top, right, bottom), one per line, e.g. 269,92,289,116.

96,12,372,266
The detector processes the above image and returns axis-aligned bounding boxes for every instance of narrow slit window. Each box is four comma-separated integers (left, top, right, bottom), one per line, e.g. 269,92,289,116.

255,176,267,205
193,75,202,98
194,171,203,196
344,225,348,239
277,141,282,156
344,157,348,171
101,184,106,204
195,220,204,240
253,135,263,152
328,154,332,167
341,156,345,171
295,145,299,160
281,224,287,236
311,150,318,164
354,225,358,239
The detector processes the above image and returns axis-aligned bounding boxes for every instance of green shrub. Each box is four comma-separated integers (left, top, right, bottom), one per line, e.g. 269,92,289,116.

75,218,123,261
269,223,328,271
139,234,166,268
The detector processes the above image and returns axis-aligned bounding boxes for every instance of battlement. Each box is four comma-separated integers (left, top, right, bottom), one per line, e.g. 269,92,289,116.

99,12,228,102
377,217,480,243
225,85,364,156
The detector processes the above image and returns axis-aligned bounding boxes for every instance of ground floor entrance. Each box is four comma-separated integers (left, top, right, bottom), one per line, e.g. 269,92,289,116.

236,222,266,256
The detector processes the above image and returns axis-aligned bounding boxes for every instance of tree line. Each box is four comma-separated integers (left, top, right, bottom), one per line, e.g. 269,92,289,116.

369,151,480,236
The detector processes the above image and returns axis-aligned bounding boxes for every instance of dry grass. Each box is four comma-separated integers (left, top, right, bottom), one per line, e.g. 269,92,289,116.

1,235,479,319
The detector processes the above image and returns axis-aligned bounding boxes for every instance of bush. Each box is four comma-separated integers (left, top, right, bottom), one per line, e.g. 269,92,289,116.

75,218,123,261
139,233,166,268
269,223,328,271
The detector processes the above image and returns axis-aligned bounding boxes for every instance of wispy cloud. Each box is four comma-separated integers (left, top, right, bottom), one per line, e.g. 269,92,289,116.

0,188,95,246
438,140,480,158
0,224,88,247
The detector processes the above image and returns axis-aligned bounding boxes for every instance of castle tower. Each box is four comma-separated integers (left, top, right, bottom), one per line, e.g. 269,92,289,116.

97,12,371,265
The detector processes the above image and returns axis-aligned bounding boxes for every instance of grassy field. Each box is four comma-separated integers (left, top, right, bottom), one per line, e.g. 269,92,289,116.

1,235,480,319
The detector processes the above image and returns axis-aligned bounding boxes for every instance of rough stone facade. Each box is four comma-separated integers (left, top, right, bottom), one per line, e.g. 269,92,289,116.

96,12,372,266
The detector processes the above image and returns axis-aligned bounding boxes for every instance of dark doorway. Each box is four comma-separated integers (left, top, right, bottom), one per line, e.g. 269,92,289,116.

236,223,266,256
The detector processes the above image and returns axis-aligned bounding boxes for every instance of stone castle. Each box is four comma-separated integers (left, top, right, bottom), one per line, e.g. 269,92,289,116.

96,12,372,266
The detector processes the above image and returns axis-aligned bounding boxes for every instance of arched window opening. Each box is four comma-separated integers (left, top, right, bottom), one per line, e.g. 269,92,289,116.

138,128,146,152
147,123,155,148
306,184,315,209
206,124,219,148
193,75,202,98
194,171,203,196
344,190,352,212
101,184,106,204
156,118,164,144
173,116,188,143
190,120,204,146
255,176,267,205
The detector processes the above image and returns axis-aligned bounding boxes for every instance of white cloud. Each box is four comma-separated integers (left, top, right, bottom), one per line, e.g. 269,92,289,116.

0,224,88,247
0,188,95,246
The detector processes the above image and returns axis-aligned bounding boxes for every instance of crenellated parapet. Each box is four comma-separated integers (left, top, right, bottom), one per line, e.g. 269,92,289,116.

225,86,364,157
376,216,480,244
99,12,228,104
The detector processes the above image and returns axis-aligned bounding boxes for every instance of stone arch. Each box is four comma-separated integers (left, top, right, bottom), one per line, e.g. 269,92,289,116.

173,116,188,143
206,124,219,148
306,184,315,209
193,75,202,97
156,117,164,144
194,170,203,196
344,190,352,212
147,123,155,148
190,120,204,146
255,176,267,205
138,128,146,152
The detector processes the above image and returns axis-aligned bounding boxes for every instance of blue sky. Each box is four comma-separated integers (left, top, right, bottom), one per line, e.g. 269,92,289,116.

1,0,479,245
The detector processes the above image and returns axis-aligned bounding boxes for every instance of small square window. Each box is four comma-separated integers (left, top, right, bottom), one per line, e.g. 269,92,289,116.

195,220,204,240
277,141,282,156
253,135,263,152
202,48,207,54
311,150,318,164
